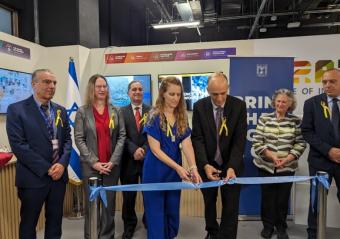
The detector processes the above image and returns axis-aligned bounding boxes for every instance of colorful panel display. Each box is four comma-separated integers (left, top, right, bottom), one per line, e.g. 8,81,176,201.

106,74,152,107
0,68,32,113
158,72,212,111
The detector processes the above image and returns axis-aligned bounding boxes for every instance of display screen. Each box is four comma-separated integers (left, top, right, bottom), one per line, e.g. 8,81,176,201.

0,68,32,113
106,74,152,107
158,72,212,111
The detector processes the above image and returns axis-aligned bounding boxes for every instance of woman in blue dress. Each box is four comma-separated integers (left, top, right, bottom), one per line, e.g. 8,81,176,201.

143,76,202,239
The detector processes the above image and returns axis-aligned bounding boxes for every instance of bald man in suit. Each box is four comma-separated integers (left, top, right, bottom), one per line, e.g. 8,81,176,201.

191,72,247,239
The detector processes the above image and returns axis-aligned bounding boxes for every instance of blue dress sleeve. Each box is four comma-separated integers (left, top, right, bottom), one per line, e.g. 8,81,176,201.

178,127,192,143
143,115,162,142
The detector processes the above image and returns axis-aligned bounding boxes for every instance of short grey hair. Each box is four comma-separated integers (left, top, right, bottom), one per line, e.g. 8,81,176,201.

322,68,340,76
31,69,54,82
271,88,297,112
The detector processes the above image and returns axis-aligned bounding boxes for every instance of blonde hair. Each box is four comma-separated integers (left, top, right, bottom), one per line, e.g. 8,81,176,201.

85,74,111,106
148,76,188,136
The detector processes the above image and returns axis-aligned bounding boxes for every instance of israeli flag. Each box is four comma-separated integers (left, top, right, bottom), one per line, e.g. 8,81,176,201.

66,58,82,185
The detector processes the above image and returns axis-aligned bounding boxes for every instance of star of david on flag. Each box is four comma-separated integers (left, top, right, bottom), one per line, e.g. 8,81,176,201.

66,58,82,185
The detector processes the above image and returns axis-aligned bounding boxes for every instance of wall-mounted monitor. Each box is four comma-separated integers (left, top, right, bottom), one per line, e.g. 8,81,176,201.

158,72,212,111
106,74,152,107
0,68,32,113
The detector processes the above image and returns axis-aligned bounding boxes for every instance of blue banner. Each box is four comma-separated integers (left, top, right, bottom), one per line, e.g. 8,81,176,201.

229,57,294,216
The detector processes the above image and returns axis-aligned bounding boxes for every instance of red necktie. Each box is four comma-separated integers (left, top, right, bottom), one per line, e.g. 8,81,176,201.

135,107,141,132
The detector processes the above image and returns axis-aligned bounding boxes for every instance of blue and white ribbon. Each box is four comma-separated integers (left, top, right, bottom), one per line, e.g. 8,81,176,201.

89,175,329,207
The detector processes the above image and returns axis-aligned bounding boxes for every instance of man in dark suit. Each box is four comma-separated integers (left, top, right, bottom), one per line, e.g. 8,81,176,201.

6,69,72,239
120,80,150,239
191,72,247,239
301,68,340,239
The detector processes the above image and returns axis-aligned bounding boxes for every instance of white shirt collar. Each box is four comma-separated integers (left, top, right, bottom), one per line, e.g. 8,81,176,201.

131,103,142,111
211,100,225,110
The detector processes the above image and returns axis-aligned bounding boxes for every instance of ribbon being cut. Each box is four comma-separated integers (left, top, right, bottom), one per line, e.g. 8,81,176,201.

89,174,330,207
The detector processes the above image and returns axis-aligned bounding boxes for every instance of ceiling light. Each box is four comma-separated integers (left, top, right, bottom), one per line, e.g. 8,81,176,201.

259,27,267,32
152,21,200,29
287,21,301,28
270,15,277,21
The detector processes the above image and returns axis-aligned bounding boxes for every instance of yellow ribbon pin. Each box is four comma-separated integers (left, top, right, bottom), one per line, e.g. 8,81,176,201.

166,122,174,138
321,101,330,119
139,113,148,126
219,117,228,136
109,112,115,129
55,109,64,127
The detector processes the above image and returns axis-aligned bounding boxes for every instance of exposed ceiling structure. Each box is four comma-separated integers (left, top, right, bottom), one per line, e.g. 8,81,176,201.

140,0,340,43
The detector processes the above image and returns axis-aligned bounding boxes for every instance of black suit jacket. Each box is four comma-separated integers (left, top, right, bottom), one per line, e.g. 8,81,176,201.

301,93,339,171
191,96,247,176
6,95,72,188
121,103,151,176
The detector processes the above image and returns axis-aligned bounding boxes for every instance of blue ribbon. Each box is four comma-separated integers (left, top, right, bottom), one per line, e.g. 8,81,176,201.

311,174,331,213
89,175,328,207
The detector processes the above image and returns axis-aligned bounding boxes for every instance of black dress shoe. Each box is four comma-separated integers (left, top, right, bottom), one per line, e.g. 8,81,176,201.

277,229,289,239
261,227,274,238
205,232,217,239
122,230,134,239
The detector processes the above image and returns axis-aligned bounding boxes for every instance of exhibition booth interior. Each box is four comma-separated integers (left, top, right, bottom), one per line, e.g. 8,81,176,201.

1,31,340,238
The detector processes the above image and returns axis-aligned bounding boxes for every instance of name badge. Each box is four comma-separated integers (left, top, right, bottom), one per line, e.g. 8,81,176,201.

52,139,59,150
171,135,176,142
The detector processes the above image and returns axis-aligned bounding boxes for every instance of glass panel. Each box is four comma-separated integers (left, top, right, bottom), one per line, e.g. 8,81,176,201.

0,6,12,35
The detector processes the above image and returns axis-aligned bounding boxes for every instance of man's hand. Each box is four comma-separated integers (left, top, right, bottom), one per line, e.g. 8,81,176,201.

133,147,145,161
223,168,236,182
204,164,221,181
48,163,65,181
328,147,340,163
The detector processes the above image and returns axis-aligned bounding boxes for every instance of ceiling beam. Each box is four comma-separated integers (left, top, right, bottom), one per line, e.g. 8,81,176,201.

248,0,268,39
152,0,172,22
203,7,340,23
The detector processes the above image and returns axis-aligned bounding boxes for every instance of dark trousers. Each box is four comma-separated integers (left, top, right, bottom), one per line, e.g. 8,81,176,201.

120,171,143,232
259,169,294,232
201,172,240,239
307,164,340,239
83,166,120,239
18,180,66,239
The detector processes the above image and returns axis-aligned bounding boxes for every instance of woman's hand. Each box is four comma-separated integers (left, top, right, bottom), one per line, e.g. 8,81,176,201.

276,154,295,168
175,166,191,181
190,168,202,184
263,149,281,167
92,162,111,175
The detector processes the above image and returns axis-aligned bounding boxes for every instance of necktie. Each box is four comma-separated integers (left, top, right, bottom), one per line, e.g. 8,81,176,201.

332,98,339,142
214,107,223,166
41,104,59,163
41,104,54,140
135,107,141,132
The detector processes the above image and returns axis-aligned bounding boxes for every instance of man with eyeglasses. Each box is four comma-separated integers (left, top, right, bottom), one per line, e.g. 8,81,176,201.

120,80,150,239
6,69,72,239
